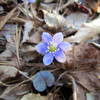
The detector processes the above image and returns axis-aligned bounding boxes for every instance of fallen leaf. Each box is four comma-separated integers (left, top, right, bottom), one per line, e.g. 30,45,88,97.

0,66,18,81
43,10,67,29
65,16,100,43
21,93,48,100
71,71,100,100
28,31,41,43
0,24,17,59
75,44,100,69
22,21,33,43
64,43,100,70
0,49,12,58
66,12,89,29
0,24,17,35
0,84,31,100
58,70,100,100
0,41,16,61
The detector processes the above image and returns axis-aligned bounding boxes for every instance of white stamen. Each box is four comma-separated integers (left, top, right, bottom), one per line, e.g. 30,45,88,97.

47,46,50,49
49,41,53,45
46,50,49,53
57,48,60,51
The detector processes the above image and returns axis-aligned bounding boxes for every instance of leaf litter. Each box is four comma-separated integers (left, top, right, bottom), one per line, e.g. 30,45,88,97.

0,0,100,100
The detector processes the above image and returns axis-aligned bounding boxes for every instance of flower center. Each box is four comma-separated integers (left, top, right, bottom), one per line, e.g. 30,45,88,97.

49,45,57,52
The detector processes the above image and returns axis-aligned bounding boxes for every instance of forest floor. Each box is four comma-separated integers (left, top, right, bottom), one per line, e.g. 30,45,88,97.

0,0,100,100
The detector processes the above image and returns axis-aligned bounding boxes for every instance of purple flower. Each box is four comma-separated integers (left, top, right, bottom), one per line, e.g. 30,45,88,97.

36,32,71,66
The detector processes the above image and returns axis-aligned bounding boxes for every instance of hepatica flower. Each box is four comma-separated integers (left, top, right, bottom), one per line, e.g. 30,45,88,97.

36,32,71,66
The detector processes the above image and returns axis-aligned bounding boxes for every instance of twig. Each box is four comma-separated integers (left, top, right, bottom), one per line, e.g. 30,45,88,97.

14,25,21,65
0,79,30,96
12,17,28,23
0,81,11,87
70,76,77,100
0,7,17,30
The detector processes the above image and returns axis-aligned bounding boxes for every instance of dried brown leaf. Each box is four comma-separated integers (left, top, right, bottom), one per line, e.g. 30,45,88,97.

74,43,100,70
65,16,100,43
0,24,17,35
71,71,100,100
0,66,18,81
66,12,89,29
0,84,31,100
0,7,17,30
22,21,33,43
43,10,67,29
28,31,41,43
21,93,48,100
65,43,100,70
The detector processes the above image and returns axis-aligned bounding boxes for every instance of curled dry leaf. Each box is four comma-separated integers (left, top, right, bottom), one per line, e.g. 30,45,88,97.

22,21,33,43
0,24,17,35
29,32,41,43
43,10,89,30
20,45,37,62
0,49,12,59
74,43,100,70
28,31,41,43
0,42,16,61
0,84,31,100
43,10,67,29
66,12,89,29
0,66,18,81
28,27,44,43
71,71,100,100
73,71,100,92
65,43,100,70
0,24,17,60
21,93,48,100
65,16,100,43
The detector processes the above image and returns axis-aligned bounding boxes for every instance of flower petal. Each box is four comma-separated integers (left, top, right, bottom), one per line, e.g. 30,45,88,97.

42,32,52,43
35,43,48,55
53,32,63,45
43,53,54,65
55,50,66,63
58,42,72,52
